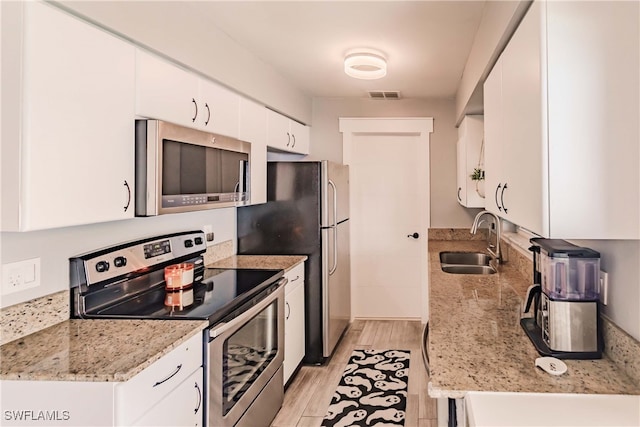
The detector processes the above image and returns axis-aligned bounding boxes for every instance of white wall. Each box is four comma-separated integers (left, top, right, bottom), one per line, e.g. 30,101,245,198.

55,1,312,124
309,97,481,228
0,208,236,308
570,239,640,341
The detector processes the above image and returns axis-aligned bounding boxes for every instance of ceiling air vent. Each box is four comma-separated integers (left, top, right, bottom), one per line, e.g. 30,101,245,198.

368,91,401,100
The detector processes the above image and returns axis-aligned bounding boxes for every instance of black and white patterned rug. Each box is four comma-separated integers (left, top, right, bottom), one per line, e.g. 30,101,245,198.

322,349,410,427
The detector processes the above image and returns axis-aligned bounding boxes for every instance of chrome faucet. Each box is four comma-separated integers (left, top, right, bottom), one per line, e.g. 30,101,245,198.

471,210,503,263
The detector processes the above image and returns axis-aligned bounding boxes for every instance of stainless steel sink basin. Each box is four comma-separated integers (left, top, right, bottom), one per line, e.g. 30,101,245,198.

441,265,497,275
439,251,497,275
439,252,492,266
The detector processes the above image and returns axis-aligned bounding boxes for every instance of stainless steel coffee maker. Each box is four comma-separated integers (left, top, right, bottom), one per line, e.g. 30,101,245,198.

521,238,602,359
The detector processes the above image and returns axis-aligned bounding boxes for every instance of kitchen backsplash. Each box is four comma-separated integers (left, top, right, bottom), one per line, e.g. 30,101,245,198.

429,227,640,386
0,240,235,346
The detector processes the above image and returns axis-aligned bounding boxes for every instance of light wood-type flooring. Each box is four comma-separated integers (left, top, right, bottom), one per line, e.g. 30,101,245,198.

270,319,438,427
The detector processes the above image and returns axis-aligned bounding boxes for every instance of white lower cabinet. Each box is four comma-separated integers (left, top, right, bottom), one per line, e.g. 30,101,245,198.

131,368,204,427
116,333,203,426
283,263,305,384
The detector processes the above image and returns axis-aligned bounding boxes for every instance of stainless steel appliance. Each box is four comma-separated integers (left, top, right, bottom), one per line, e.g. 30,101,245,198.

70,230,286,426
521,238,602,359
237,160,350,364
135,120,251,216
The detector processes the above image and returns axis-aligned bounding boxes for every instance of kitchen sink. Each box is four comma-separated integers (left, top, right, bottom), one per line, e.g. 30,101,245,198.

439,251,497,275
441,265,497,275
439,252,492,266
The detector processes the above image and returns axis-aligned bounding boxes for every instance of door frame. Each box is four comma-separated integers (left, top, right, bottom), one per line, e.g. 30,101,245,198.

339,117,433,323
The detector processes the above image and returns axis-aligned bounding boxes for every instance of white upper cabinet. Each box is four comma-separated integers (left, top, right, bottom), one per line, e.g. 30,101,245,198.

483,0,639,239
266,109,310,155
135,49,239,138
1,1,136,231
239,98,268,205
456,115,485,208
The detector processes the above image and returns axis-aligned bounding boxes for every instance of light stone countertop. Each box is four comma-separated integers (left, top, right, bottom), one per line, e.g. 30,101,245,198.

207,255,307,271
0,319,207,382
428,239,640,398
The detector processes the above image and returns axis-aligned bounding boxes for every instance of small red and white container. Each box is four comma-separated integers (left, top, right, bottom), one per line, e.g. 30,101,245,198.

164,263,195,309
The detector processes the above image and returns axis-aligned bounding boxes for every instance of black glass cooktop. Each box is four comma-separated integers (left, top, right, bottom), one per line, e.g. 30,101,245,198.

92,268,283,325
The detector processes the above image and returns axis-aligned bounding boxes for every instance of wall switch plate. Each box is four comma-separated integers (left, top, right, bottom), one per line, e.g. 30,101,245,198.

2,258,41,295
600,270,609,305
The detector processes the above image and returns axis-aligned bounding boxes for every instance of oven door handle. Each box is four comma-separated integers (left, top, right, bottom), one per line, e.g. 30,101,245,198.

209,278,287,339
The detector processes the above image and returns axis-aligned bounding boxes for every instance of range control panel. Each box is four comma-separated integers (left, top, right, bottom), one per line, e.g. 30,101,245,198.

71,231,206,287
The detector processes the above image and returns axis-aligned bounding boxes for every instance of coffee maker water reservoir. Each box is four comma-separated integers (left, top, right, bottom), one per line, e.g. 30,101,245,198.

522,239,602,359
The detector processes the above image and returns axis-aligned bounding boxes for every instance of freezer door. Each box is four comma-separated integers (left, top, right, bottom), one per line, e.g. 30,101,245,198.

321,161,350,227
321,219,351,357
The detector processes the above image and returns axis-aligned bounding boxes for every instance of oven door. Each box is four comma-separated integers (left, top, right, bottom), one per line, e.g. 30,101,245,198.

207,284,285,427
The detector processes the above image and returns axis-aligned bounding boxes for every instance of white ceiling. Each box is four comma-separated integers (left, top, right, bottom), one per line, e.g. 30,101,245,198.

182,1,486,100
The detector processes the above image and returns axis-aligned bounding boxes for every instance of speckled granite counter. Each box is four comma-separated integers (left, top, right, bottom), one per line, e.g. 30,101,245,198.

207,255,307,271
428,239,640,398
0,319,207,382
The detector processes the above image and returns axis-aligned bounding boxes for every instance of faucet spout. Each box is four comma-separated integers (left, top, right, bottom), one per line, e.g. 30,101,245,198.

470,210,503,263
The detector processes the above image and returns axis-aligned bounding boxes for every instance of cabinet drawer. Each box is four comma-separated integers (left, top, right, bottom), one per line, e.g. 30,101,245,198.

116,332,203,425
285,263,305,295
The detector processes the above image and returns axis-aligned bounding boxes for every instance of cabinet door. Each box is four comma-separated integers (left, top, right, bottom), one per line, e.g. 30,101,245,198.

198,79,239,138
289,120,310,155
116,333,203,426
500,0,544,235
132,368,204,427
266,108,292,151
483,58,504,217
239,98,267,205
20,1,135,230
283,264,305,384
135,49,199,127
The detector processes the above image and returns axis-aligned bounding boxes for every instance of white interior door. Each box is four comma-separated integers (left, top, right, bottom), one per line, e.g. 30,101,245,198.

350,134,427,319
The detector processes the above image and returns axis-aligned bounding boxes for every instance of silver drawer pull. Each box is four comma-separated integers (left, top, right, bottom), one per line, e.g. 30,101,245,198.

152,364,182,387
194,381,202,414
291,275,300,282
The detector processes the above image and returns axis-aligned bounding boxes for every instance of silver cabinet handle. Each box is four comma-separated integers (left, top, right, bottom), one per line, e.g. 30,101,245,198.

194,381,202,414
292,134,296,147
286,132,291,147
191,98,198,122
286,301,291,320
457,187,462,202
495,183,503,211
123,180,131,212
501,183,508,213
153,364,182,387
204,103,211,126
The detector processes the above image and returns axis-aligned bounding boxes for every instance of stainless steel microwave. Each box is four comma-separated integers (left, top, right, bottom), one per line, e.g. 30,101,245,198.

135,120,250,216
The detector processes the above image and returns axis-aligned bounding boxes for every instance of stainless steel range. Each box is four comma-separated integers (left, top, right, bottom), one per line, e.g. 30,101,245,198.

70,230,286,427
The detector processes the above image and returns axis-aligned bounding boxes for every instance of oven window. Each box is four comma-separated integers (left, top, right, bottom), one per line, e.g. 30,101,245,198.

222,299,278,415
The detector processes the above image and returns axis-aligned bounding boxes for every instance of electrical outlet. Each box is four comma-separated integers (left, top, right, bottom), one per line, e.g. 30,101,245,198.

202,224,214,246
2,258,41,295
600,270,609,305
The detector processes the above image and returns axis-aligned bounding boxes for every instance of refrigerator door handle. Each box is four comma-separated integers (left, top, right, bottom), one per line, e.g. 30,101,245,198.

328,179,338,275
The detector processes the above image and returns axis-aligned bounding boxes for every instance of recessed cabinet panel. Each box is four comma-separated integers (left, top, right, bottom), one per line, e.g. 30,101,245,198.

198,79,239,138
3,1,136,231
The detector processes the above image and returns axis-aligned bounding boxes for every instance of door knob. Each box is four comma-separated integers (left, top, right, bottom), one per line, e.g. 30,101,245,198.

407,232,419,239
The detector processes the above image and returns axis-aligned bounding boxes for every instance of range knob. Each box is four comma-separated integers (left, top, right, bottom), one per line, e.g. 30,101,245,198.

114,256,127,268
184,239,194,248
96,261,110,273
194,237,204,245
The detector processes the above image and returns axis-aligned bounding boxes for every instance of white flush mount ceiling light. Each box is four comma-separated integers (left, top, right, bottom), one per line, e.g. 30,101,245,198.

344,49,387,80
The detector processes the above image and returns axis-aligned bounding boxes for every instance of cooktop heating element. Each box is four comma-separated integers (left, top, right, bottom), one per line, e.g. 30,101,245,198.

70,230,284,325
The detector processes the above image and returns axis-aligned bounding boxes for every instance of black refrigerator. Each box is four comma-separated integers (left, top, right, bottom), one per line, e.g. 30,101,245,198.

237,161,350,364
